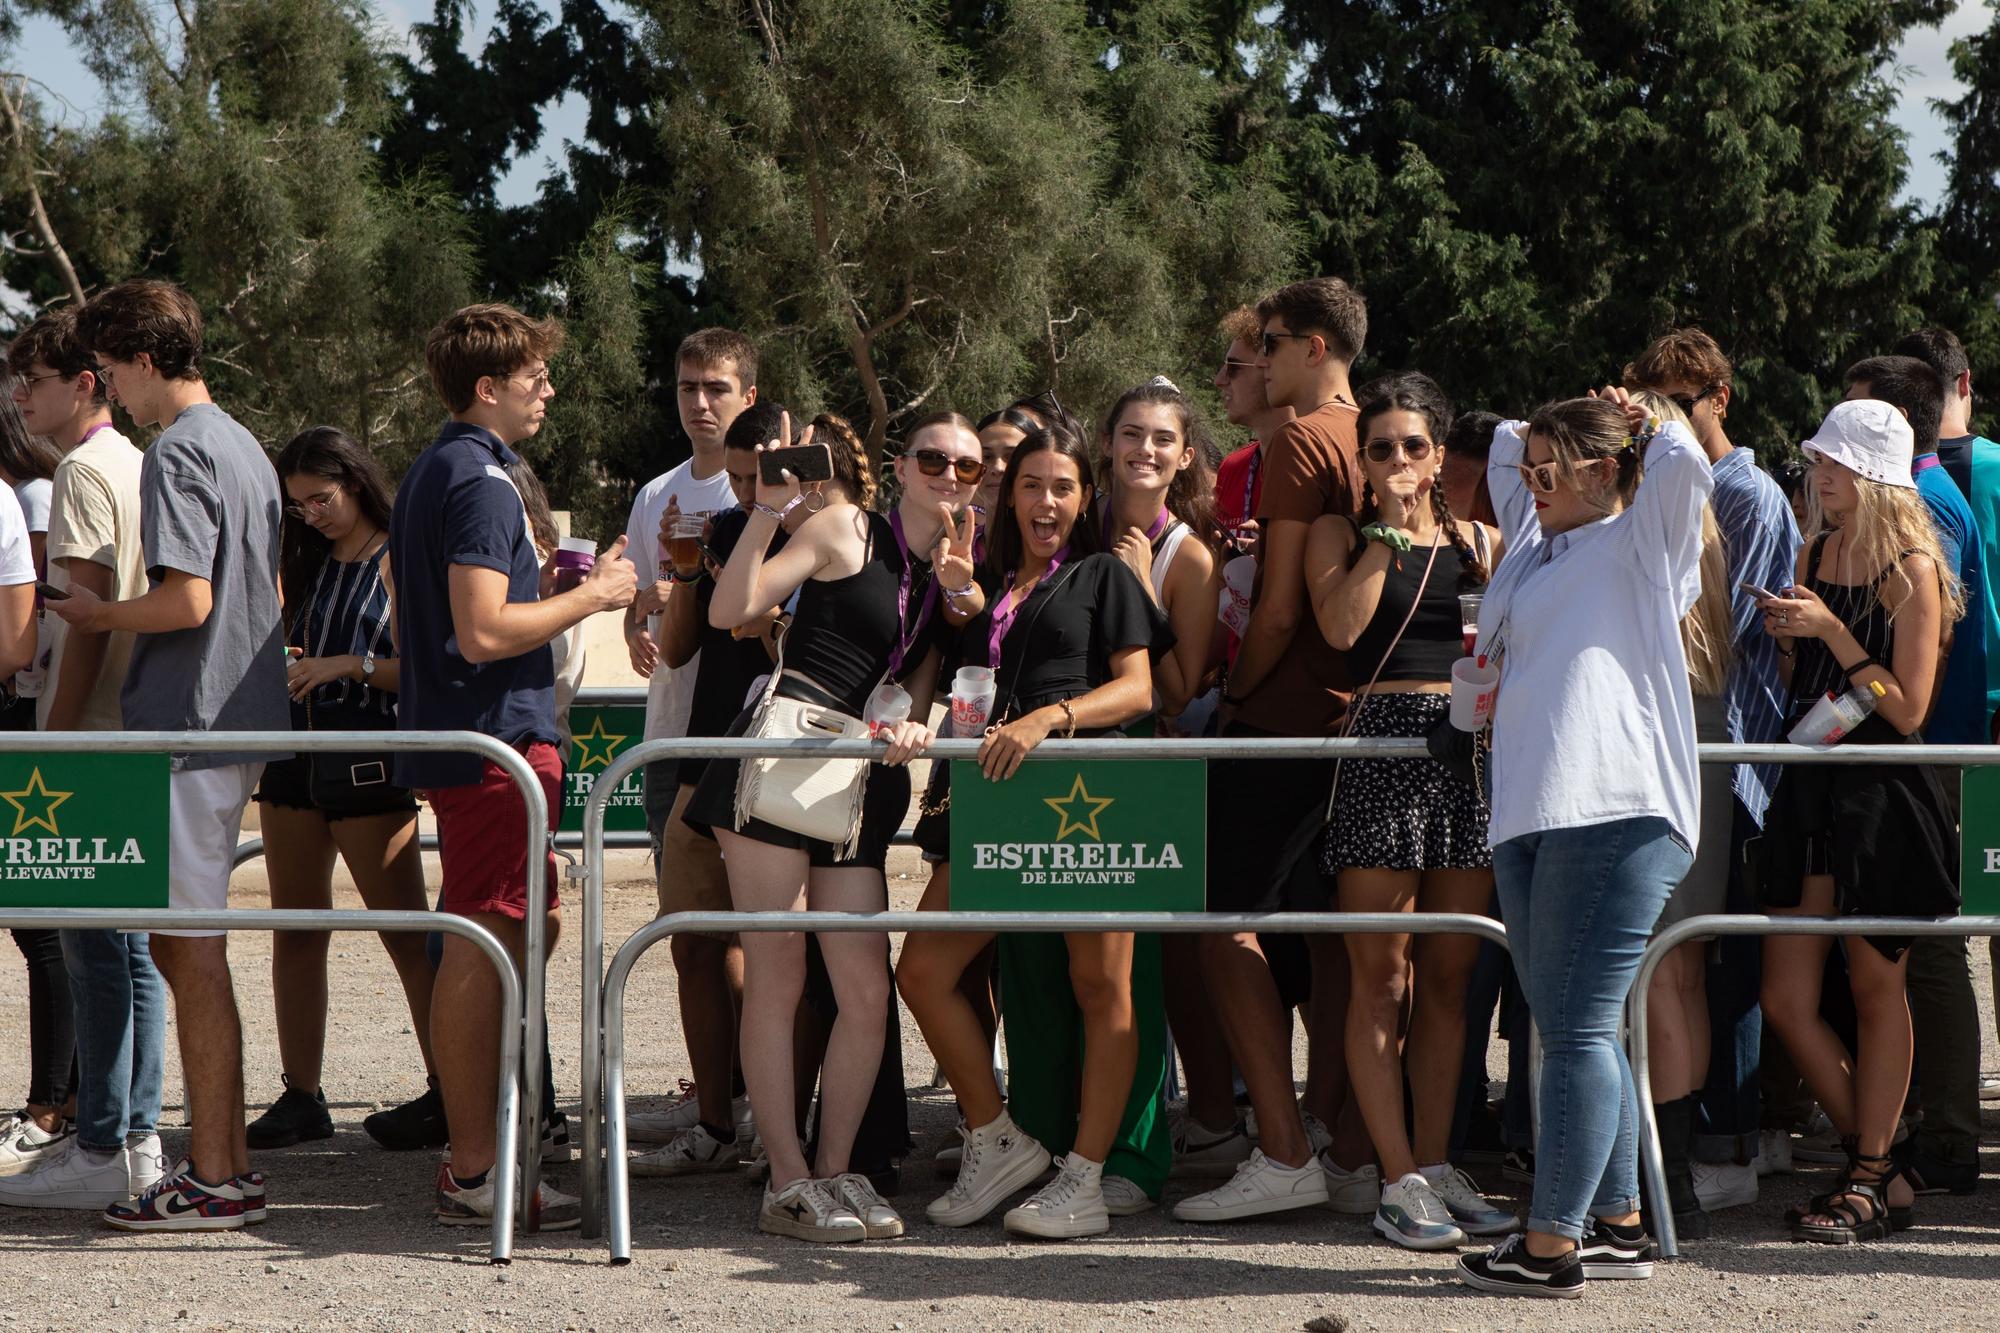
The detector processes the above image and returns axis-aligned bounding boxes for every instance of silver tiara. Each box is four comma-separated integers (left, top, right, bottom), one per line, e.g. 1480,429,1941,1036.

1145,375,1179,392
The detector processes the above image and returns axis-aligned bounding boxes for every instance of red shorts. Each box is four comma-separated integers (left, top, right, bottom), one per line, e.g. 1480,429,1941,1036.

428,741,563,921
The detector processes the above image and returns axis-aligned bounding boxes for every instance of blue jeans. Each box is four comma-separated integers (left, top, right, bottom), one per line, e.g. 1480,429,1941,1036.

61,929,166,1153
1494,817,1690,1241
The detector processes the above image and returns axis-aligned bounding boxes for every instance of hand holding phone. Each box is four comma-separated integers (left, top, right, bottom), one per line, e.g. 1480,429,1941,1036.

758,442,834,488
33,581,67,602
1739,580,1784,603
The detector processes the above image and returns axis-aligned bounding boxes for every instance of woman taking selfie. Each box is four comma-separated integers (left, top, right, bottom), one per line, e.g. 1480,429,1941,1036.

1456,389,1710,1299
685,411,967,1244
1756,399,1959,1244
1304,373,1508,1251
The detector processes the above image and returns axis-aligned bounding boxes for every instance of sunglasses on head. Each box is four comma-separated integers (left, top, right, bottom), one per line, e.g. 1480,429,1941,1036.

1363,436,1435,464
910,448,986,484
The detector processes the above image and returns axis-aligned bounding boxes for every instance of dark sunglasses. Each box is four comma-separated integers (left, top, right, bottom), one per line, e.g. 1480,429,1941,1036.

1219,358,1259,380
1362,437,1436,463
911,448,986,484
1260,330,1314,357
1667,384,1720,416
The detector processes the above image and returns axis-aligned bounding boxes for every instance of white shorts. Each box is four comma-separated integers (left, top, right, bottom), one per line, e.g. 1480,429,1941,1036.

160,762,264,938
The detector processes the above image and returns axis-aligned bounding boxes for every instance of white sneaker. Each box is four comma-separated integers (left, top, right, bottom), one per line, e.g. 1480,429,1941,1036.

926,1113,1052,1227
0,1118,72,1178
1301,1110,1333,1157
1172,1149,1328,1222
1425,1165,1519,1236
629,1085,751,1145
0,1138,131,1209
759,1178,865,1243
1319,1152,1381,1215
1753,1129,1793,1177
1691,1160,1758,1212
1978,1075,2000,1103
630,1124,741,1177
1793,1108,1846,1164
126,1134,166,1196
741,1134,769,1183
1171,1115,1252,1179
1373,1172,1467,1251
1101,1174,1155,1216
834,1173,905,1239
1004,1153,1109,1239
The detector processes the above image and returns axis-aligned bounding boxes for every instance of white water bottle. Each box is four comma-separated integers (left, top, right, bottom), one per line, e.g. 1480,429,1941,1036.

1788,679,1887,747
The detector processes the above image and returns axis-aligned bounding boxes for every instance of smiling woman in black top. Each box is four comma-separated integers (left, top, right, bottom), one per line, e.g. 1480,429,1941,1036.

896,420,1169,1241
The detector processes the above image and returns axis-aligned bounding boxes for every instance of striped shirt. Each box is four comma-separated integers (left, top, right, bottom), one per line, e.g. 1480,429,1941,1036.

1708,447,1800,827
292,545,395,720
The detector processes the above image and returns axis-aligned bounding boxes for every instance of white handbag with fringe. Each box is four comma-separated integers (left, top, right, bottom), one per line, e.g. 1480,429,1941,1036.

733,626,876,858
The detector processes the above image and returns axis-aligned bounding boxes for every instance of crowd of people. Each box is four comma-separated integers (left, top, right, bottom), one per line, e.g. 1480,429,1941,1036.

0,273,1990,1301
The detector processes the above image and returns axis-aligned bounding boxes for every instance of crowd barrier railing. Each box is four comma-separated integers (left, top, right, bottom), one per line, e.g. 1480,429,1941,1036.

1631,911,2000,1260
231,829,652,870
0,729,544,1261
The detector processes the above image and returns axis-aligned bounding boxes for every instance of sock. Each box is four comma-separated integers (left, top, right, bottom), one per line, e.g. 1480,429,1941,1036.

449,1167,489,1191
699,1120,737,1145
1419,1162,1451,1183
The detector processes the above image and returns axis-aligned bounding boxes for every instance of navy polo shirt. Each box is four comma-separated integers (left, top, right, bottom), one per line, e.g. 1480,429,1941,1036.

389,420,559,789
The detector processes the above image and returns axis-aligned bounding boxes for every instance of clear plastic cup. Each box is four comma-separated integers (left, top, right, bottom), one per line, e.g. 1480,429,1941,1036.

1458,592,1484,657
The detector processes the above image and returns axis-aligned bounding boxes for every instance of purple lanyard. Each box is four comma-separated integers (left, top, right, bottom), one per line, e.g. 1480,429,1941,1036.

887,509,937,676
987,545,1070,669
1099,495,1170,543
77,422,117,448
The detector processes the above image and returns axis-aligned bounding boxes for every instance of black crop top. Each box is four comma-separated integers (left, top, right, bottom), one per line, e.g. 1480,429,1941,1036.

1788,532,1906,738
782,510,936,714
964,553,1170,718
1344,527,1487,685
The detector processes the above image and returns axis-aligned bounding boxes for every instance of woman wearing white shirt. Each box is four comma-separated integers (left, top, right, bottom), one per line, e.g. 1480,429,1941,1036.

1455,390,1711,1299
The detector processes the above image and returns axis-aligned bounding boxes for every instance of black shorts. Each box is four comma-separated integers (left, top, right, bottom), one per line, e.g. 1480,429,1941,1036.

1205,725,1333,913
255,752,419,823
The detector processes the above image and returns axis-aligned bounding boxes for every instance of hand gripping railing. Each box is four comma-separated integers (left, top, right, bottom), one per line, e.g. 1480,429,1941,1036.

1632,911,2000,1260
0,729,547,1260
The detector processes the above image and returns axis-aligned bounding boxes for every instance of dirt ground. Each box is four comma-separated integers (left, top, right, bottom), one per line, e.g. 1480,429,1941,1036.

0,843,1995,1332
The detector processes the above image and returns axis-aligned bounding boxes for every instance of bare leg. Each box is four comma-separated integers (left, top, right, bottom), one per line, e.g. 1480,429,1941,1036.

804,866,891,1180
258,804,338,1092
1407,870,1491,1166
1162,934,1236,1131
150,935,248,1182
716,830,813,1189
1200,932,1309,1167
672,932,740,1128
1644,941,1708,1104
1340,867,1419,1179
1799,936,1917,1225
1760,879,1855,1133
1066,932,1138,1163
434,909,550,1178
896,867,1002,1128
329,810,437,1075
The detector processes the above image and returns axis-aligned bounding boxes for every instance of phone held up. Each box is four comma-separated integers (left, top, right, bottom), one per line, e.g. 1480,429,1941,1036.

759,443,834,488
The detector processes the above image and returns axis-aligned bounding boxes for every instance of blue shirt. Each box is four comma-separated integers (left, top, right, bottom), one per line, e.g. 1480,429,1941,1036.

1708,448,1800,827
388,421,557,789
1936,433,2000,731
1914,452,1987,744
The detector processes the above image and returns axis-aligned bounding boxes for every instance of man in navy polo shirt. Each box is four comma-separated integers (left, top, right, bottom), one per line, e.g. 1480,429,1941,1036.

391,302,635,1228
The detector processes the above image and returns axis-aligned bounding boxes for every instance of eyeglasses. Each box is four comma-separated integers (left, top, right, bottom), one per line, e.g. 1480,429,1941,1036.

12,371,64,391
284,488,339,519
910,448,986,484
1667,384,1720,416
509,368,552,393
1218,358,1259,380
1363,437,1436,463
93,364,116,384
1259,330,1313,358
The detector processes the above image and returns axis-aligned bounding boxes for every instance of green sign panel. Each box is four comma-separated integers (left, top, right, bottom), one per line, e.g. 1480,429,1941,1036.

0,753,169,908
1960,766,2000,916
949,758,1206,911
562,705,648,834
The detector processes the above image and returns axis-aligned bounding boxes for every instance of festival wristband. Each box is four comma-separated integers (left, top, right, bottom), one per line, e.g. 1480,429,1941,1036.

1843,655,1883,680
945,580,978,601
752,497,803,524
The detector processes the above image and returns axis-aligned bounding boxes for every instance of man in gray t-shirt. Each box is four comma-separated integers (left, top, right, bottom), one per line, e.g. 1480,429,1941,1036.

55,279,289,1232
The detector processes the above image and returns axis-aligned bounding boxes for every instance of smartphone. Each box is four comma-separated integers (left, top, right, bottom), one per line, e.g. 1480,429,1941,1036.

759,443,833,487
1739,580,1782,602
33,581,67,602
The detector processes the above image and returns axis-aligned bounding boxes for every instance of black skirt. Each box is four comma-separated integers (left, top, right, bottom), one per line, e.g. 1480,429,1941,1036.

1756,714,1958,958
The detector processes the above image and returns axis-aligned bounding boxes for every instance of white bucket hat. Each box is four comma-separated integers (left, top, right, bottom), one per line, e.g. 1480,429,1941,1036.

1801,399,1916,489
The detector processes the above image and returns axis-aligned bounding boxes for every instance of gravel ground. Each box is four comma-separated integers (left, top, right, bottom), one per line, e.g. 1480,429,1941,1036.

0,844,1994,1332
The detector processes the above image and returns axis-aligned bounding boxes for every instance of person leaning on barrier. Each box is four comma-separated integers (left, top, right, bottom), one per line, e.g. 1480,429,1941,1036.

55,278,291,1233
1753,398,1961,1245
1453,389,1712,1299
389,302,638,1232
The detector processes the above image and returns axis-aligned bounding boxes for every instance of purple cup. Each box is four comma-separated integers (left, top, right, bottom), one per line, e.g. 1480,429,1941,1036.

553,536,596,593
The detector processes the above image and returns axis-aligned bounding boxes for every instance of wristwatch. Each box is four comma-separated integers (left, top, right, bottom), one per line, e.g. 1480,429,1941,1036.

361,651,376,681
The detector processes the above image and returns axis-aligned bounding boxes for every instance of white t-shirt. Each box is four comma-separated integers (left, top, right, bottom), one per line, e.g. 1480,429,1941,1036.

12,477,50,536
40,428,145,730
625,456,735,741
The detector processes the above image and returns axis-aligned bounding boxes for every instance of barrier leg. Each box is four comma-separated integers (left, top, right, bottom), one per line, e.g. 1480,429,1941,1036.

603,921,669,1264
1630,933,1678,1259
461,918,527,1264
580,855,604,1238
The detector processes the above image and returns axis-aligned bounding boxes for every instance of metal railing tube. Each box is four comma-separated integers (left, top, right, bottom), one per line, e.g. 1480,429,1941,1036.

598,908,1510,1263
231,828,652,872
1631,912,2000,1259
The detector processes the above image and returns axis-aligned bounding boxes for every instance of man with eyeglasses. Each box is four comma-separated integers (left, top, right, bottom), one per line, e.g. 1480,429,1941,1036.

1623,327,1799,1220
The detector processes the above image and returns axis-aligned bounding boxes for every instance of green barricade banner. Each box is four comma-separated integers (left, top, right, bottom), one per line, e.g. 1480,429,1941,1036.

948,758,1206,911
1961,766,2000,916
562,705,648,834
0,753,169,908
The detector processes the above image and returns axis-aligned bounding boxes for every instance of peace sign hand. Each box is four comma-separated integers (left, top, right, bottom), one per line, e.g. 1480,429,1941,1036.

933,503,976,591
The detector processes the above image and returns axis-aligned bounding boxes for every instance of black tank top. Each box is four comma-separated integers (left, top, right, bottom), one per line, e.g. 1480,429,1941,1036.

1789,531,1906,737
783,510,932,714
1345,526,1484,685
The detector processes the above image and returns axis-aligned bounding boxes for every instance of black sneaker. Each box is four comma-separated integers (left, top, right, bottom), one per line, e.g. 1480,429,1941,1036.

1578,1217,1656,1279
363,1085,448,1151
1456,1233,1585,1299
245,1077,333,1149
1502,1148,1535,1183
541,1112,572,1164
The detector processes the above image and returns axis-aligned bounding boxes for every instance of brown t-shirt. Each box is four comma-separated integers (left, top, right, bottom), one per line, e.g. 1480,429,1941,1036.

1235,399,1362,736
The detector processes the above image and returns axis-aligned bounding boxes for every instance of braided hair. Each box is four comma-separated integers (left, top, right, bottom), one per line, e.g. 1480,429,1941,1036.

809,411,876,511
1351,371,1488,583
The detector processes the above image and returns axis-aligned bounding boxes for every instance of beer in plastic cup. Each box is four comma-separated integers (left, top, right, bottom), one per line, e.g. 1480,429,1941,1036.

951,665,996,733
553,536,596,593
1458,592,1484,657
1448,655,1499,731
666,514,706,573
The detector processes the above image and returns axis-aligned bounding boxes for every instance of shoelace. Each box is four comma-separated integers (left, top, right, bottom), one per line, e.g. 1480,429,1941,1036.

1034,1162,1088,1209
840,1174,882,1209
945,1129,985,1201
1435,1167,1486,1211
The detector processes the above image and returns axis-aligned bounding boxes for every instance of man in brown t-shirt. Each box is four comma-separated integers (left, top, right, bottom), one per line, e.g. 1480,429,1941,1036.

1176,277,1373,1224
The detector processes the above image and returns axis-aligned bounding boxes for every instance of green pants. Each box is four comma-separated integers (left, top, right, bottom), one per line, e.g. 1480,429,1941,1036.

998,931,1170,1197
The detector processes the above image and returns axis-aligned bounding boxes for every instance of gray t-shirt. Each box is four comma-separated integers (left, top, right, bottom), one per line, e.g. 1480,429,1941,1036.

121,402,290,769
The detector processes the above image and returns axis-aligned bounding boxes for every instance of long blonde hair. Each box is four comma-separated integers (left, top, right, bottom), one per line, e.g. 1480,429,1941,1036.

1805,471,1965,627
1683,506,1733,696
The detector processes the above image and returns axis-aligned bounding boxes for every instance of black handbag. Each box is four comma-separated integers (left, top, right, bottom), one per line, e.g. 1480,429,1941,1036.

302,569,394,807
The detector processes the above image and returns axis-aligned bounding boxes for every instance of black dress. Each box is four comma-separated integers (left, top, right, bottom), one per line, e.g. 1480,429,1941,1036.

1758,534,1958,958
683,509,938,870
910,552,1170,856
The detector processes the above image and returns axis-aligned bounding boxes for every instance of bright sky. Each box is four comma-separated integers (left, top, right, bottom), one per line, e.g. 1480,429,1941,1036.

5,4,1990,215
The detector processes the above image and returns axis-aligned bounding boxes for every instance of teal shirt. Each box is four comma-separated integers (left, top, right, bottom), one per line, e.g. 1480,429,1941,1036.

1937,434,2000,735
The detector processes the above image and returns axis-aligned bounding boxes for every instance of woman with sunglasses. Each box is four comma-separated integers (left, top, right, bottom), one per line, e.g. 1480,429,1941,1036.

1454,389,1711,1299
1303,373,1507,1251
246,427,437,1151
897,419,1171,1238
685,410,968,1244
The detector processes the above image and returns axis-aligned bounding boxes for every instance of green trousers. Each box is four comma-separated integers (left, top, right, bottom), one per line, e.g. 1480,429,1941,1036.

998,931,1170,1197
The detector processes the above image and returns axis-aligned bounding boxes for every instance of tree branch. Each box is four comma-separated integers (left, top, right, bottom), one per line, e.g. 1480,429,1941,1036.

0,79,84,307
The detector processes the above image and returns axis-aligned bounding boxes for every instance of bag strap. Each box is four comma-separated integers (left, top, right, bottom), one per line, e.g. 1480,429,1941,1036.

1323,533,1444,822
986,559,1083,729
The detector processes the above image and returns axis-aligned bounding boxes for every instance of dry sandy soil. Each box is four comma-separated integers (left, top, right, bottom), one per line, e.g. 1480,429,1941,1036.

0,843,1994,1332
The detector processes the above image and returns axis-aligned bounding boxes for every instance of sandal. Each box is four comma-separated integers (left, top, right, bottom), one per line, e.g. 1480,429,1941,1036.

1789,1154,1912,1244
1783,1135,1857,1225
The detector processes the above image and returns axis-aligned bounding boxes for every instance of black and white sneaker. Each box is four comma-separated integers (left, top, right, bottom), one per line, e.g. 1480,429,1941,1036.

1456,1233,1585,1299
1577,1217,1655,1280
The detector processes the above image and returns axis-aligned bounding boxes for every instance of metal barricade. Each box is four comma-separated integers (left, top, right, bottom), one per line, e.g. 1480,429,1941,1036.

1631,912,2000,1260
0,729,547,1259
232,829,652,870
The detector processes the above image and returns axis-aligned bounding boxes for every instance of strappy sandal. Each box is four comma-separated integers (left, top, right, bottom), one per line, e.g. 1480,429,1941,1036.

1784,1135,1857,1225
1789,1154,1911,1244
